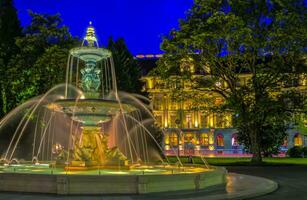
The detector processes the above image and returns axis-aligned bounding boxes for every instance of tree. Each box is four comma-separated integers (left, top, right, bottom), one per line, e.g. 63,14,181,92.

5,11,76,112
0,0,22,116
155,0,307,163
0,0,22,62
108,37,141,93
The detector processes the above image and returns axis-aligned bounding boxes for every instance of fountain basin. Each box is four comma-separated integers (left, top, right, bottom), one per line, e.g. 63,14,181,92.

0,164,226,194
70,47,112,62
47,98,137,124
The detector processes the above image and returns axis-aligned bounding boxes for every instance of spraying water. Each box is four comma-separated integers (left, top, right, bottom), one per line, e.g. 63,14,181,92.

0,22,171,169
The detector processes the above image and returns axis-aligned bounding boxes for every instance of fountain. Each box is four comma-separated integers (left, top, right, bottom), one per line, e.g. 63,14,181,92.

46,23,137,169
0,22,227,195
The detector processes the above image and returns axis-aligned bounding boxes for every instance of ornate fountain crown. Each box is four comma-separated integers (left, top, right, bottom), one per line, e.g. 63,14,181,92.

70,22,112,62
84,21,99,47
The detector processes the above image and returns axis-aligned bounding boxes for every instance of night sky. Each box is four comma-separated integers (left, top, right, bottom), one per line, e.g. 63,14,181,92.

14,0,193,55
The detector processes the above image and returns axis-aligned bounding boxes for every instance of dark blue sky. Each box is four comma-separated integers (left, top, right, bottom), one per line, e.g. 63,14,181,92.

14,0,193,55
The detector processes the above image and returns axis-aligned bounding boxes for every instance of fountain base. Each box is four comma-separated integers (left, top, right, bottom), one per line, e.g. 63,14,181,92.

0,165,227,194
62,160,130,171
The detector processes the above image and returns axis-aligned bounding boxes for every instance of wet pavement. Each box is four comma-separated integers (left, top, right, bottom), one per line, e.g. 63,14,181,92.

227,166,307,200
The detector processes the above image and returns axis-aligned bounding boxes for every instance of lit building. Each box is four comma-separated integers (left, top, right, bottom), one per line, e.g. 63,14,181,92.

140,56,307,156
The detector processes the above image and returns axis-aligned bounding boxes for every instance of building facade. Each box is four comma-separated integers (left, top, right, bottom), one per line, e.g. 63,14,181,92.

141,63,307,157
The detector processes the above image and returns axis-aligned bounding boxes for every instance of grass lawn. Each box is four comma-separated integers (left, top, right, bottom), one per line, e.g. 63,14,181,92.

167,156,307,166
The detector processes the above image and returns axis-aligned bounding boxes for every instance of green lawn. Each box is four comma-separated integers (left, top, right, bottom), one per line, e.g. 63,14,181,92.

167,156,307,166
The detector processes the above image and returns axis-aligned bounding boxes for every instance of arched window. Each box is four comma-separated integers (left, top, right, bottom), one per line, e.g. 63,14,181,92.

169,132,178,146
184,133,194,144
231,133,239,147
200,133,209,146
216,134,224,147
294,133,303,146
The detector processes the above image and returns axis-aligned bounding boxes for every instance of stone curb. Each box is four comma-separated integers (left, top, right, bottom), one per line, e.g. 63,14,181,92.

183,173,278,200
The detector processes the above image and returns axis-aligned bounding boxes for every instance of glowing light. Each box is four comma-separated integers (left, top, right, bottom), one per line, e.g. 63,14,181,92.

215,81,222,87
164,134,170,145
194,121,198,128
209,115,214,127
209,145,215,150
136,54,145,58
146,54,155,58
209,135,214,145
148,80,153,89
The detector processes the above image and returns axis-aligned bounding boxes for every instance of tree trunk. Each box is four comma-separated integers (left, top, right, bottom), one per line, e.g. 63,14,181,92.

250,130,263,165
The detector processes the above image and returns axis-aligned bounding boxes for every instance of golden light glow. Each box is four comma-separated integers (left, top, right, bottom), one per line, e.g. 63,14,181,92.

164,134,170,145
194,121,199,128
148,80,153,89
294,134,303,146
209,114,214,127
209,133,214,145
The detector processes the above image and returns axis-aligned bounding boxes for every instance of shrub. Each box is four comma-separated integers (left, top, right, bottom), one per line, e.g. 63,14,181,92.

287,146,303,158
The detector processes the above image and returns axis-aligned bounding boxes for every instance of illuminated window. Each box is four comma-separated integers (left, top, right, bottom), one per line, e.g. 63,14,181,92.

169,132,178,146
155,115,162,126
200,115,208,128
153,97,163,110
216,134,224,147
216,113,224,128
231,133,239,147
169,115,177,127
200,133,209,146
184,100,192,110
164,134,170,145
169,100,177,110
186,114,192,128
294,133,303,146
225,114,232,127
184,133,194,143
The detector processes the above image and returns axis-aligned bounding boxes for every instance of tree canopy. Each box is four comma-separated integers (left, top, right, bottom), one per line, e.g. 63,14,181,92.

108,37,141,93
154,0,307,163
0,0,22,115
0,0,22,63
1,11,77,116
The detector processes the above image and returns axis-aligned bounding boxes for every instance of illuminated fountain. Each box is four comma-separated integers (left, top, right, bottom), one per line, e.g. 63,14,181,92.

47,23,136,169
0,22,227,195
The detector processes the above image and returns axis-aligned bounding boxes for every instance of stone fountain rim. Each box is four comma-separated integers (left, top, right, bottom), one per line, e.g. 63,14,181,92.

69,46,112,62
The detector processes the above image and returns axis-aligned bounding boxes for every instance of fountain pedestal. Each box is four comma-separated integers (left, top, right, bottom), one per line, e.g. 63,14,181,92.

72,127,107,166
64,126,128,170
